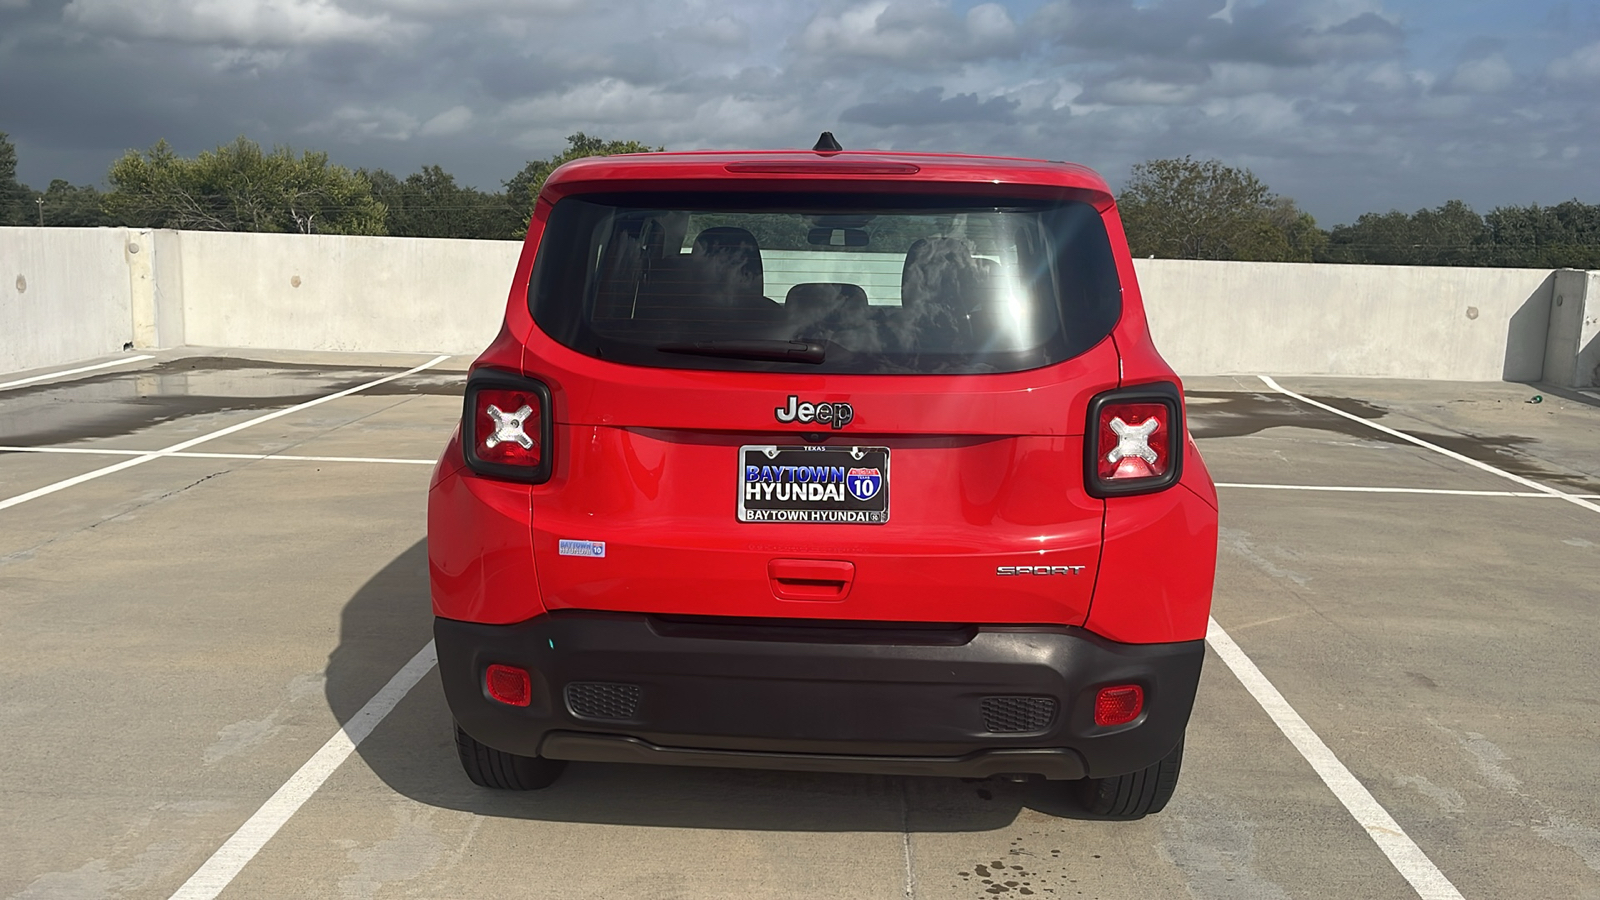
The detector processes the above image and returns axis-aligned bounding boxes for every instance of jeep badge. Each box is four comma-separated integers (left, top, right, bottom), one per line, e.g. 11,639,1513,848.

775,395,854,430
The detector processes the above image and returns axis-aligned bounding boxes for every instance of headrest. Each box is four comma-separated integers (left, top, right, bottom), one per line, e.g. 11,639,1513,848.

785,282,869,318
692,226,764,293
900,237,980,309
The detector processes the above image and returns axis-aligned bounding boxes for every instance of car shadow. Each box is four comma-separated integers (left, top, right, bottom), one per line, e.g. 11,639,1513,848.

327,539,1113,831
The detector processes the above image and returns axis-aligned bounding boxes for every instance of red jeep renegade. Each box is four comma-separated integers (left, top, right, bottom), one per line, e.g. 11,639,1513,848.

428,137,1218,819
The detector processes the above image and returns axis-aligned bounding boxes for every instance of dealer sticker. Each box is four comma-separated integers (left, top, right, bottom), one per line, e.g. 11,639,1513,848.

558,539,607,558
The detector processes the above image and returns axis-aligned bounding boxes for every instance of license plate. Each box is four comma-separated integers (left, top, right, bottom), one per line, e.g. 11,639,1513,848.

738,445,890,524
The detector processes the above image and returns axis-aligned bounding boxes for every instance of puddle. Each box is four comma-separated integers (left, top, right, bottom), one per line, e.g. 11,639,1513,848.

1188,391,1400,442
0,357,463,447
1187,391,1600,491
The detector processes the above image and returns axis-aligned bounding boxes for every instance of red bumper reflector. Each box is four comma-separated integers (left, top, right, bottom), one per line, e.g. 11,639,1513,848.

486,664,532,707
1094,685,1144,726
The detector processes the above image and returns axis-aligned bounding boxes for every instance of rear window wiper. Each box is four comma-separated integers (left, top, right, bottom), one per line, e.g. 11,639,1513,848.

656,340,826,364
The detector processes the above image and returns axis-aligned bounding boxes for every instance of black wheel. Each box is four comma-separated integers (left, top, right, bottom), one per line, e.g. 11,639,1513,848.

1072,737,1184,819
454,721,566,790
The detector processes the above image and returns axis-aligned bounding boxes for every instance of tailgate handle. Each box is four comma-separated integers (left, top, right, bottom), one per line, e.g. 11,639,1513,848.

768,559,855,602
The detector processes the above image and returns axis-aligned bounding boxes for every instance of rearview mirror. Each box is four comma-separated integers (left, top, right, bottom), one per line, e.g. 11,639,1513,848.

807,227,869,248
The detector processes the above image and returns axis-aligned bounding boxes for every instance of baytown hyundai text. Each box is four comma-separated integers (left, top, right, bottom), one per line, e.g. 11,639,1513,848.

428,142,1218,819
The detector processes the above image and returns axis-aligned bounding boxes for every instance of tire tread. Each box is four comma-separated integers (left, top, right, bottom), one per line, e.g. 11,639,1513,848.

454,721,565,790
1074,737,1184,819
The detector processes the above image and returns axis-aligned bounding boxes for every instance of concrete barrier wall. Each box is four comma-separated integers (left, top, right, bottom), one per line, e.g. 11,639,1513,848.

1542,270,1600,389
1,226,1593,386
1580,271,1600,388
1133,259,1560,382
0,227,139,374
172,230,521,355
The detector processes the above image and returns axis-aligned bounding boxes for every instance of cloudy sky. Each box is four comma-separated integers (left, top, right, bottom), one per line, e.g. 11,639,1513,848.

1,0,1597,224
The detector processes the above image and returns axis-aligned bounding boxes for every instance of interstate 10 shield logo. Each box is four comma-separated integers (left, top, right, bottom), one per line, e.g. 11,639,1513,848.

846,467,882,502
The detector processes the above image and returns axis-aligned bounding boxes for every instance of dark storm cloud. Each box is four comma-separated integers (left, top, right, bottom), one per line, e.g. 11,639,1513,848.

841,87,1019,126
790,0,1023,72
1035,0,1403,67
1071,59,1214,105
0,0,702,190
0,0,1597,224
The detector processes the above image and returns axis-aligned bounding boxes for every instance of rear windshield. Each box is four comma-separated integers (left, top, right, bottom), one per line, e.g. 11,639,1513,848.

529,192,1121,375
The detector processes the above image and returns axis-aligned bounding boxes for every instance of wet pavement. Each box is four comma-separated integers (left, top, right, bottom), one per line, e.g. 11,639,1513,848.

1,350,1598,899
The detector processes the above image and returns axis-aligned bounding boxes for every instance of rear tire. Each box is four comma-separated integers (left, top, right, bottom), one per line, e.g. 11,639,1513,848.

1072,737,1183,819
454,721,566,790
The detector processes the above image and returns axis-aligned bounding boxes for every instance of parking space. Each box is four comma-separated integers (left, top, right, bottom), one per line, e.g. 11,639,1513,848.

2,352,1597,899
1189,376,1600,900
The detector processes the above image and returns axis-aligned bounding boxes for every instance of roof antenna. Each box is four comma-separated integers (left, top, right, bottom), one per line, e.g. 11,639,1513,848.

813,131,843,152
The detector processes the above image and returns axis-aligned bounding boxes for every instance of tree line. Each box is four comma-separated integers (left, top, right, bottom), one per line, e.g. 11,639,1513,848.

0,131,656,240
1116,156,1600,269
2,130,1596,268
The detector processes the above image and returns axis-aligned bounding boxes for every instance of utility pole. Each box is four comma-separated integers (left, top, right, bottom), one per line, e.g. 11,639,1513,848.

36,196,43,227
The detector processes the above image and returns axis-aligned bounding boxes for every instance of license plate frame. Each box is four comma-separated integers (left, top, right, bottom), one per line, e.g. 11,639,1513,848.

738,445,890,524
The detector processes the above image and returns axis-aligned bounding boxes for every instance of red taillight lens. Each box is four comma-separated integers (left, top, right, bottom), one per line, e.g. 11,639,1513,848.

486,664,531,707
1085,385,1183,498
474,389,543,467
463,374,553,483
1094,685,1144,727
1097,402,1170,481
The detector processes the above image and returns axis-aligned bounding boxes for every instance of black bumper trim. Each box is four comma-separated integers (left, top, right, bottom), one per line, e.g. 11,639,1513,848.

437,611,1203,779
539,732,1088,779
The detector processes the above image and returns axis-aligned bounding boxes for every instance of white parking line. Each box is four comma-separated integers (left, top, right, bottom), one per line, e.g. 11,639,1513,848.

0,446,435,465
173,620,1471,900
1207,617,1466,900
167,641,438,900
0,356,449,513
1260,375,1600,516
0,355,156,391
1217,482,1600,499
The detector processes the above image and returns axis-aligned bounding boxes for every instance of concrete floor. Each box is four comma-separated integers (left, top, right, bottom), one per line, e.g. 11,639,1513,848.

1,350,1598,900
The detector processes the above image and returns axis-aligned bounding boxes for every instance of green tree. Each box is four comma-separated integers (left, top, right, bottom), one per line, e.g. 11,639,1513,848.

1323,201,1487,266
1116,157,1324,262
1482,200,1600,269
366,165,520,240
504,132,662,233
1,131,35,226
104,137,385,234
1266,196,1327,263
35,179,113,228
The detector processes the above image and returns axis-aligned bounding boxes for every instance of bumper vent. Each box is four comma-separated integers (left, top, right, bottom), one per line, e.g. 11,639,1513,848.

981,696,1057,733
565,682,641,721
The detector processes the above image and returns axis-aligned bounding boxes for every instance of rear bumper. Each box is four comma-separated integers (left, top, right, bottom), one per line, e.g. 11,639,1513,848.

436,612,1203,780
